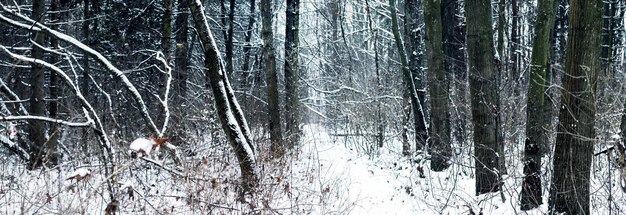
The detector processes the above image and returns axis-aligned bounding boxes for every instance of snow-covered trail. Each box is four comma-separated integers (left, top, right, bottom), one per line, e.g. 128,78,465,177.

298,125,423,215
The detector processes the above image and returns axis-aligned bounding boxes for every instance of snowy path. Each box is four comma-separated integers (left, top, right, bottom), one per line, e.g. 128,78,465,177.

299,126,423,214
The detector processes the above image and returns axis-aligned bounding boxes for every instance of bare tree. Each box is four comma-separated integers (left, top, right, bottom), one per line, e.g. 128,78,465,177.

465,0,502,195
520,0,554,209
284,0,301,146
261,0,284,157
391,0,428,152
548,0,602,213
188,0,258,191
424,0,451,171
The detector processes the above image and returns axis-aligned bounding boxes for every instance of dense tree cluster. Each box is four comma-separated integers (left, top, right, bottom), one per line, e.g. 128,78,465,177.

0,0,625,213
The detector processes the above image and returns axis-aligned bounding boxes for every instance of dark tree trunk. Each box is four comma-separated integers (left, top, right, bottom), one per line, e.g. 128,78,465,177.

241,0,256,93
162,0,173,59
225,0,235,76
261,0,284,157
442,0,467,147
284,0,301,146
542,0,568,154
48,0,61,166
465,0,502,195
28,0,49,169
175,0,189,99
424,0,450,171
511,0,519,87
403,0,428,151
520,0,554,210
548,0,601,213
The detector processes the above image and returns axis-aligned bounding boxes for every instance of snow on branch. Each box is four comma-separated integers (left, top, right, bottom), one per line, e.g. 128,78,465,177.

189,0,255,160
0,45,114,156
0,4,159,135
154,52,172,136
0,76,28,116
0,133,29,161
0,115,92,127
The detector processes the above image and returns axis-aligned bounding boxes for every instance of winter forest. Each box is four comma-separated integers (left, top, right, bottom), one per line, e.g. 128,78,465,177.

0,0,625,214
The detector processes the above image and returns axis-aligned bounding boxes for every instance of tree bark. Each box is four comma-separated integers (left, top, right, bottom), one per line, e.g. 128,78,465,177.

511,0,519,87
175,0,189,99
520,0,554,210
424,0,450,171
225,0,235,76
548,0,601,213
28,0,49,169
401,0,428,151
442,0,467,147
465,0,502,195
48,0,61,167
261,0,284,157
241,0,256,92
188,0,258,191
162,0,173,60
284,0,300,146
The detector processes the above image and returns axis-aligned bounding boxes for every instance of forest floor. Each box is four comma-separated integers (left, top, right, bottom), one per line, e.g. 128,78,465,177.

0,124,624,214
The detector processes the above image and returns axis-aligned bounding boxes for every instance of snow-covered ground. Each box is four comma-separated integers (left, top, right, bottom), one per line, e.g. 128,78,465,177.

0,124,625,214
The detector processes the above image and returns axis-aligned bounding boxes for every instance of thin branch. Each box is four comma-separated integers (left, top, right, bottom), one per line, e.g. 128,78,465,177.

0,115,92,127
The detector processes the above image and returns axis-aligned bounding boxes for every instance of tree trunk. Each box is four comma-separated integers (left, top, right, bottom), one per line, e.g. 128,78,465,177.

48,0,61,166
188,0,258,191
284,0,300,146
511,0,519,88
541,0,568,154
402,0,428,151
28,0,49,169
225,0,235,76
241,0,256,101
442,0,467,147
261,0,284,157
548,0,601,213
175,0,189,99
162,0,173,60
171,0,190,147
364,0,384,148
424,0,450,171
465,0,502,195
520,0,554,210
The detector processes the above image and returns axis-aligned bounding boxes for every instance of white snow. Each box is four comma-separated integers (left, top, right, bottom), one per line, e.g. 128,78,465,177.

66,168,91,180
611,133,621,141
129,138,157,157
1,124,624,214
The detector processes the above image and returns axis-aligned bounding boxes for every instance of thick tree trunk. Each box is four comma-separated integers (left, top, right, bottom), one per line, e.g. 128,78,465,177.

284,0,300,146
48,0,61,167
402,0,428,151
188,0,258,191
424,0,450,171
520,0,554,210
548,0,601,213
465,0,502,195
28,0,49,169
261,0,284,157
542,0,568,153
442,0,467,147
